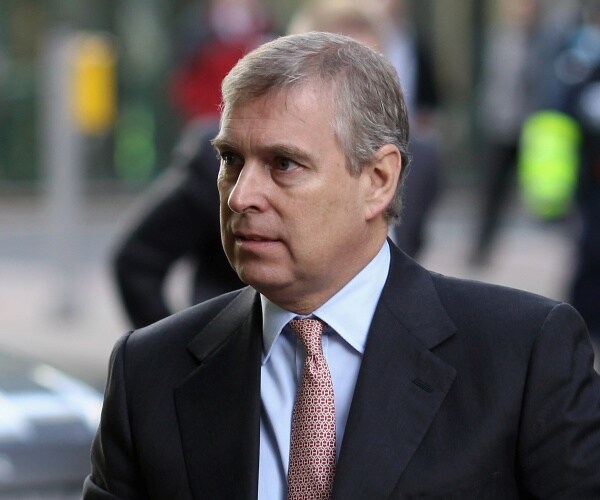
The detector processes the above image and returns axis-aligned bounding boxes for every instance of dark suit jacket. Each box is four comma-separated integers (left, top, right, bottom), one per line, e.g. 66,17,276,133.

84,243,600,499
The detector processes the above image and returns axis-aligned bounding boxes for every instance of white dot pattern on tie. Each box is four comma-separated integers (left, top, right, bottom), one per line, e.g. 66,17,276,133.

287,318,336,500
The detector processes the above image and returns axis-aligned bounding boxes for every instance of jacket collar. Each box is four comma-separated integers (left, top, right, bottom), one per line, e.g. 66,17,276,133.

332,244,457,498
175,287,262,500
174,245,457,499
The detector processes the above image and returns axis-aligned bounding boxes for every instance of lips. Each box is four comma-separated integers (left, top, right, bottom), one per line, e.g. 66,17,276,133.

232,229,277,243
237,234,271,241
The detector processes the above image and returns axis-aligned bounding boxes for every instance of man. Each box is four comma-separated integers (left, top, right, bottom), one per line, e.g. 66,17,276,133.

84,32,600,499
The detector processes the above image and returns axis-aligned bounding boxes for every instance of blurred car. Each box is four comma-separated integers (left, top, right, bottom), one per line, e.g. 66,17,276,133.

0,349,102,499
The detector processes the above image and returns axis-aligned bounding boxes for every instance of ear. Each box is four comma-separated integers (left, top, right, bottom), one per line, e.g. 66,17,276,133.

362,144,402,221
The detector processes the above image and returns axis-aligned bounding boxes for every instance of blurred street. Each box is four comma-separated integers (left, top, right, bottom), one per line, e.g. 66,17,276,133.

0,193,130,391
2,0,596,394
2,2,599,496
0,184,580,391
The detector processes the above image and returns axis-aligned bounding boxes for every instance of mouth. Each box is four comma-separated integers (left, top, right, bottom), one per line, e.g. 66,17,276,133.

236,235,272,242
233,229,277,242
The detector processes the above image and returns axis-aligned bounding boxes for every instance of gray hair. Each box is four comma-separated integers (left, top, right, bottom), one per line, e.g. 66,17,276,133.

220,31,410,223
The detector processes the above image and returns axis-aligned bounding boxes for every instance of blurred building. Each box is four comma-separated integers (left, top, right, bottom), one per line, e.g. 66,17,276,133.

0,0,573,193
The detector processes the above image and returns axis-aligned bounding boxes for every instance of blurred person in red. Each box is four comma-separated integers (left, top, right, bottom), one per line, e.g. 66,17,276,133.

169,0,273,122
111,0,273,328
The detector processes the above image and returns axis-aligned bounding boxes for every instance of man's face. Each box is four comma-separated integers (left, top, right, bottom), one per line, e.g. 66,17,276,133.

214,84,385,313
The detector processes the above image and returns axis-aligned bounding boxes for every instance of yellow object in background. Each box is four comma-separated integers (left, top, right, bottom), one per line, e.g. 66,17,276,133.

71,33,116,135
518,110,581,219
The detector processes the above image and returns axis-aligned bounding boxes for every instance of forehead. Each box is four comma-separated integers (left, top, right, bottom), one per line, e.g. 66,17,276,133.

224,79,334,116
216,84,337,144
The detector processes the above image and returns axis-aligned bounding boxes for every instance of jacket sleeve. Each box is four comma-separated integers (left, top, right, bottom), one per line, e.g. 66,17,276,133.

112,123,229,329
83,332,147,499
112,165,202,329
518,302,600,498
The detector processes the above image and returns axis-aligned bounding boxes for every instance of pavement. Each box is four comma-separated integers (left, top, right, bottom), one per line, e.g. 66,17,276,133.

0,185,592,391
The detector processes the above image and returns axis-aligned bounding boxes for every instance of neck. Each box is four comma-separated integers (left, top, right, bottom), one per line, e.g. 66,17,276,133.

272,231,388,315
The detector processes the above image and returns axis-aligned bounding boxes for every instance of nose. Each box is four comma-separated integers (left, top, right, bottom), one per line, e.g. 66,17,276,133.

227,161,268,214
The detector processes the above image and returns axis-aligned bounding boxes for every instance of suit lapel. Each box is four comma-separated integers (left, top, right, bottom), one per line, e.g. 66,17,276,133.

174,287,262,500
333,245,457,499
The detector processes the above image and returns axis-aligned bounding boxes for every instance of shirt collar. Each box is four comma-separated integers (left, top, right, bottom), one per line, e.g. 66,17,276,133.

260,241,391,363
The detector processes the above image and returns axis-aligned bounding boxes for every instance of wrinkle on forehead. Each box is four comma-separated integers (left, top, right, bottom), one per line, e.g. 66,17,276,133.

215,81,358,177
217,83,345,165
221,79,334,122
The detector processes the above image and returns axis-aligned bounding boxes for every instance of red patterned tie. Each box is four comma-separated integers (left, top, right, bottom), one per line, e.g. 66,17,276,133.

287,318,336,500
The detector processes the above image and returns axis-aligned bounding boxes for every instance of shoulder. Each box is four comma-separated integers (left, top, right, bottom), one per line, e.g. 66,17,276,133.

105,287,254,393
428,271,585,349
124,287,250,355
431,272,559,318
385,243,582,347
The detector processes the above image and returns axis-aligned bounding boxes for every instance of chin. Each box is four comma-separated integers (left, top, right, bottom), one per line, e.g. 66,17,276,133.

239,269,290,296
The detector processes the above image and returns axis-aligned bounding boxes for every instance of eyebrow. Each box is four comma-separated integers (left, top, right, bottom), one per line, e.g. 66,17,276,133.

211,136,233,152
211,137,316,166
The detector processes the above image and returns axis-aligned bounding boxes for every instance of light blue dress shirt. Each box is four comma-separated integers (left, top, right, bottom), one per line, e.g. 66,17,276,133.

258,241,391,499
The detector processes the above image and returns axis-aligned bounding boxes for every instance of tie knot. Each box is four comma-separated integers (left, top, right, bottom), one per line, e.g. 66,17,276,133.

289,318,325,357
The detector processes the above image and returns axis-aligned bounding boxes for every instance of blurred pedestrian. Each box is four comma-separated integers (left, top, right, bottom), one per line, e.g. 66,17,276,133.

555,0,600,349
169,0,273,122
290,0,442,258
111,0,273,327
369,0,442,257
287,1,381,49
470,0,547,265
111,121,243,328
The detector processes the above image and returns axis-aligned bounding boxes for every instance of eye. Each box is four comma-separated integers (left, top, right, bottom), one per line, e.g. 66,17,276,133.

273,157,299,172
219,151,244,168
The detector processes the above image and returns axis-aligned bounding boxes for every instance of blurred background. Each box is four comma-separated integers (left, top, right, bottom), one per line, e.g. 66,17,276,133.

0,0,598,495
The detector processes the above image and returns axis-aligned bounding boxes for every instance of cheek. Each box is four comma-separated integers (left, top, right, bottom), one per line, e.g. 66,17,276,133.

292,197,352,252
217,171,234,202
313,181,362,226
218,187,230,210
219,205,233,250
218,205,228,232
218,181,233,219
